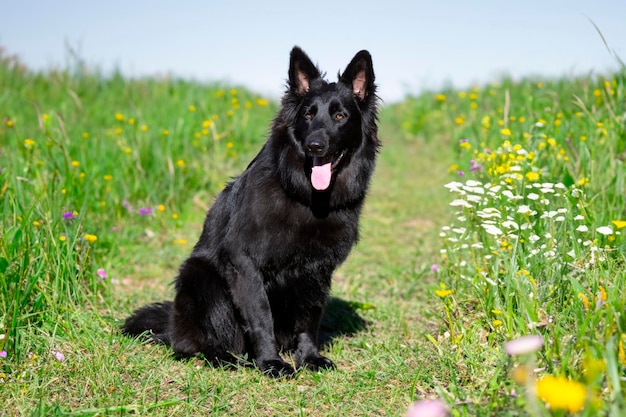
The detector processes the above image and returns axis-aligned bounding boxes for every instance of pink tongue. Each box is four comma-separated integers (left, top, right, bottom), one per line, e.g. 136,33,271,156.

311,162,332,191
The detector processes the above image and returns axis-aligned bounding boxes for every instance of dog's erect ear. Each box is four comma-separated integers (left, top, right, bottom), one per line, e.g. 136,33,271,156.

340,50,375,101
289,46,321,95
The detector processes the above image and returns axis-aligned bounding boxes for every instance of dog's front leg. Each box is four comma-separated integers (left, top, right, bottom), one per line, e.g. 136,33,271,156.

294,305,336,371
228,256,295,377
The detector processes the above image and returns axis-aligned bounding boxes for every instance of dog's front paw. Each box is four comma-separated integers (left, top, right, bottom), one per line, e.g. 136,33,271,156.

300,354,336,372
257,358,296,378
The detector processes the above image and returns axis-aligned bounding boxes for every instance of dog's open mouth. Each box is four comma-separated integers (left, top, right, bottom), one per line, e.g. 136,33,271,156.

311,151,345,191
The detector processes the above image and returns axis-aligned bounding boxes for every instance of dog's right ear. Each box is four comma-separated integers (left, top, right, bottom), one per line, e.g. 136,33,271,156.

288,46,321,95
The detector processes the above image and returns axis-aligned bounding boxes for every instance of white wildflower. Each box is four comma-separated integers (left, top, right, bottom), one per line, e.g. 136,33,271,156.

596,226,613,236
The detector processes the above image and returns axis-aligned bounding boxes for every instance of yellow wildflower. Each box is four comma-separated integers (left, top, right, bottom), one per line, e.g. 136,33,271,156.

619,334,626,366
256,98,269,106
578,292,589,309
492,320,503,327
435,93,446,102
115,113,125,121
525,172,539,182
434,283,452,298
103,174,113,181
612,220,626,229
188,105,196,112
24,138,36,148
536,375,586,413
84,234,98,243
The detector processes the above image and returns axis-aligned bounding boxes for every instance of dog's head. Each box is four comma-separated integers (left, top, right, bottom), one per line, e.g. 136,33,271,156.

283,47,377,192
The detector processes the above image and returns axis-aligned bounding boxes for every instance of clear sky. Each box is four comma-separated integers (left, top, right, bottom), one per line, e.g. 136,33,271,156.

2,0,625,102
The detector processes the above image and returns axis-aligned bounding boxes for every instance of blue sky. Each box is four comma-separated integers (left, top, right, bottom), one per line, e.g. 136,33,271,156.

2,0,625,102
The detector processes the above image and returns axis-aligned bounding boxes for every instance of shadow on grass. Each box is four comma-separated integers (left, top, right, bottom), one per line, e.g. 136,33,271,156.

319,297,370,348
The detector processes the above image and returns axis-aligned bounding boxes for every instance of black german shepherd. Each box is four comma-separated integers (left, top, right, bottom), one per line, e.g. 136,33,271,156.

123,46,379,377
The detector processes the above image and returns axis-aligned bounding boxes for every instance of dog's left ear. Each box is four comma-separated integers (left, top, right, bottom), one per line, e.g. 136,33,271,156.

340,50,375,101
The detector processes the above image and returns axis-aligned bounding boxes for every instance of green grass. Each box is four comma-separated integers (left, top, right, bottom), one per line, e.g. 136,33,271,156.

1,46,625,416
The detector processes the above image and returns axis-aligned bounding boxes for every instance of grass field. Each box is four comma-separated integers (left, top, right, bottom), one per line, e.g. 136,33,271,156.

1,46,625,416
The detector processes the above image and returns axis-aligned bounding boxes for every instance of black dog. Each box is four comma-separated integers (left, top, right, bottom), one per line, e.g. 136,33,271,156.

123,46,379,377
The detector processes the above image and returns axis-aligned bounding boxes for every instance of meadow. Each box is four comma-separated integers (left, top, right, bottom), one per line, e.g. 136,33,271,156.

1,45,625,416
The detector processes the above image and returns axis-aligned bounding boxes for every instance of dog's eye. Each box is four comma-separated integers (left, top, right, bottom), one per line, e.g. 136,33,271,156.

304,112,313,120
335,113,345,121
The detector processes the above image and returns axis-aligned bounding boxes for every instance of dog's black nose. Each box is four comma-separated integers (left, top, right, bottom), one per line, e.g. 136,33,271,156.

306,141,326,156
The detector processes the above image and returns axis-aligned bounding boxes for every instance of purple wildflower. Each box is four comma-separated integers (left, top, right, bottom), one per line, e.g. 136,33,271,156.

406,399,449,417
52,350,65,361
97,268,107,279
62,211,76,220
457,170,465,177
470,160,482,172
138,207,153,216
0,351,7,358
504,335,543,355
430,264,439,273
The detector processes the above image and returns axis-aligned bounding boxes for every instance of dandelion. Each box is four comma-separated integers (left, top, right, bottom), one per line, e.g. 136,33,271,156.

536,375,586,413
140,124,148,132
59,235,67,242
114,113,125,121
72,160,80,167
157,204,165,212
176,159,185,167
84,234,97,243
138,207,154,216
504,335,543,355
612,220,626,229
82,132,90,139
174,238,188,245
162,129,169,136
492,320,503,327
434,283,452,298
500,128,511,136
97,268,107,279
256,98,269,106
188,105,196,112
435,93,446,102
525,172,539,182
24,138,36,147
103,174,113,181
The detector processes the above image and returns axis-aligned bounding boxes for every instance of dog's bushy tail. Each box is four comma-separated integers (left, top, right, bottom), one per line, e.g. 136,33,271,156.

122,301,172,345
